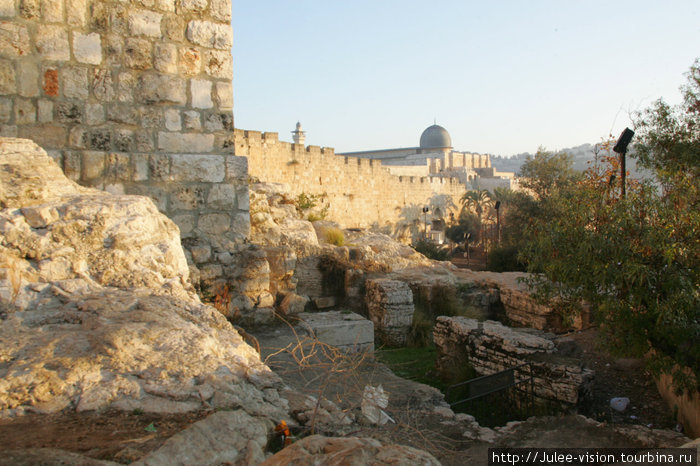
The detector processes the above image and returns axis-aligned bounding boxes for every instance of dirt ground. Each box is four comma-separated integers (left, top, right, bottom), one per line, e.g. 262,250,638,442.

0,325,683,465
568,327,679,431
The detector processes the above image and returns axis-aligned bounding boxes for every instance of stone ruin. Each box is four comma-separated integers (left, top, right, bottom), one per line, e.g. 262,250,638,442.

365,278,414,346
433,316,594,409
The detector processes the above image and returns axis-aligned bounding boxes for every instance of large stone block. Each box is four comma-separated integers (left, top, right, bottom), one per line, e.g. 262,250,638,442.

154,43,177,74
16,60,39,97
170,154,225,182
204,50,232,79
138,74,186,105
198,213,231,236
190,79,213,109
158,132,214,154
297,311,374,353
215,81,233,110
0,58,15,94
61,65,89,100
0,21,30,58
124,37,152,70
41,0,63,22
35,25,70,61
73,32,102,65
66,0,87,27
210,0,231,21
206,183,236,209
186,20,232,50
128,9,163,37
0,1,16,17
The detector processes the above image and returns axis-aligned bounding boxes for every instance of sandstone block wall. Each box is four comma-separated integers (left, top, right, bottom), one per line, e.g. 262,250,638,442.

236,129,464,230
0,0,249,293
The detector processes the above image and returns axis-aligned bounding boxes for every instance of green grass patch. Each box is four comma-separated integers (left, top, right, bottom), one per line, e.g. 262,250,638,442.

376,344,449,391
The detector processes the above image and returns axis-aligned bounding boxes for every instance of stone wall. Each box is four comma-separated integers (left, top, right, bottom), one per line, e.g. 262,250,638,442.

0,0,251,296
236,129,464,230
433,316,593,408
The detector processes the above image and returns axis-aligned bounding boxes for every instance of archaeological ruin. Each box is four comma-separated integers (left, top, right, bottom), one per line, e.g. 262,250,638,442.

0,1,697,464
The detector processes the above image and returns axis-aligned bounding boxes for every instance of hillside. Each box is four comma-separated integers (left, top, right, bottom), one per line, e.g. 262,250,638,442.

491,143,650,179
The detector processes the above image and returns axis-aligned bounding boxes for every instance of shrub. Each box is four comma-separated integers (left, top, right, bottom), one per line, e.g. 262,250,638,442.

322,227,345,246
413,240,449,261
487,244,526,272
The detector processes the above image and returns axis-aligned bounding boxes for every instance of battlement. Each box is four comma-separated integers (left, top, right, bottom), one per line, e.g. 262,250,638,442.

237,128,464,228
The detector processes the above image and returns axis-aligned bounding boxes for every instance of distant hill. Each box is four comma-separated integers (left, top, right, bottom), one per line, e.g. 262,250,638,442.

491,143,650,180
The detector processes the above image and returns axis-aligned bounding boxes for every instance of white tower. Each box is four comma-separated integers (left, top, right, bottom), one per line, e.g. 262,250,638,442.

292,121,306,145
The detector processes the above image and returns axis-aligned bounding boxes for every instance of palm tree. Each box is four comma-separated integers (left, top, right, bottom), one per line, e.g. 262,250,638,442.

460,189,492,223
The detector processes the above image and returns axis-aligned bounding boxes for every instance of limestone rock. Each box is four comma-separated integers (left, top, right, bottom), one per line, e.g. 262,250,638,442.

0,138,89,208
136,410,271,466
261,435,441,466
0,139,287,420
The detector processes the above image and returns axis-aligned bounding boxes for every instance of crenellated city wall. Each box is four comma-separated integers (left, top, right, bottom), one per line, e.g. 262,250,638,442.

236,129,465,230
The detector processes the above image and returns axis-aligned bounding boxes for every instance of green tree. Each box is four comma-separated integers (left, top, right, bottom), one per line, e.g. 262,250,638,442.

460,189,493,223
518,148,578,199
522,60,700,390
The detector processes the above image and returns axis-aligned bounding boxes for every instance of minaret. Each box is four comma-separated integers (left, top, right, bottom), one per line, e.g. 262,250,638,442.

292,121,306,145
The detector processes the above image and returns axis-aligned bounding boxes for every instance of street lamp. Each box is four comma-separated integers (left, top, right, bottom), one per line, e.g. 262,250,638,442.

422,206,430,240
494,200,501,244
613,128,635,198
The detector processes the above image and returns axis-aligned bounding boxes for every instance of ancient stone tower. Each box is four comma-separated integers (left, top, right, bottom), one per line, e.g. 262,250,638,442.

0,0,252,294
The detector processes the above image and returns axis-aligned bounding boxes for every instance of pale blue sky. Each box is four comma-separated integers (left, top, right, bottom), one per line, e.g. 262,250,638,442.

232,1,699,156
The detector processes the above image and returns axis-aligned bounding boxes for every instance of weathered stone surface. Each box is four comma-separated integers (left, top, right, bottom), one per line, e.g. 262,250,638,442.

157,132,213,153
16,60,38,97
137,410,270,466
0,21,31,57
298,310,374,353
433,316,593,407
204,49,232,79
0,138,285,421
154,43,177,74
124,37,152,70
365,278,414,346
128,9,162,37
190,78,213,109
62,65,89,100
35,25,69,61
186,20,232,50
206,183,236,209
138,74,186,105
0,138,85,207
170,154,224,182
262,435,440,466
458,270,591,332
215,81,233,110
0,59,14,94
72,32,102,65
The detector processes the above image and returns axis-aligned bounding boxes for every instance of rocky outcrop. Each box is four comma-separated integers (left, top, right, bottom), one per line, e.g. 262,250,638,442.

0,139,286,421
434,317,593,407
454,270,591,332
365,279,414,346
137,410,271,465
0,138,193,306
261,435,441,466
